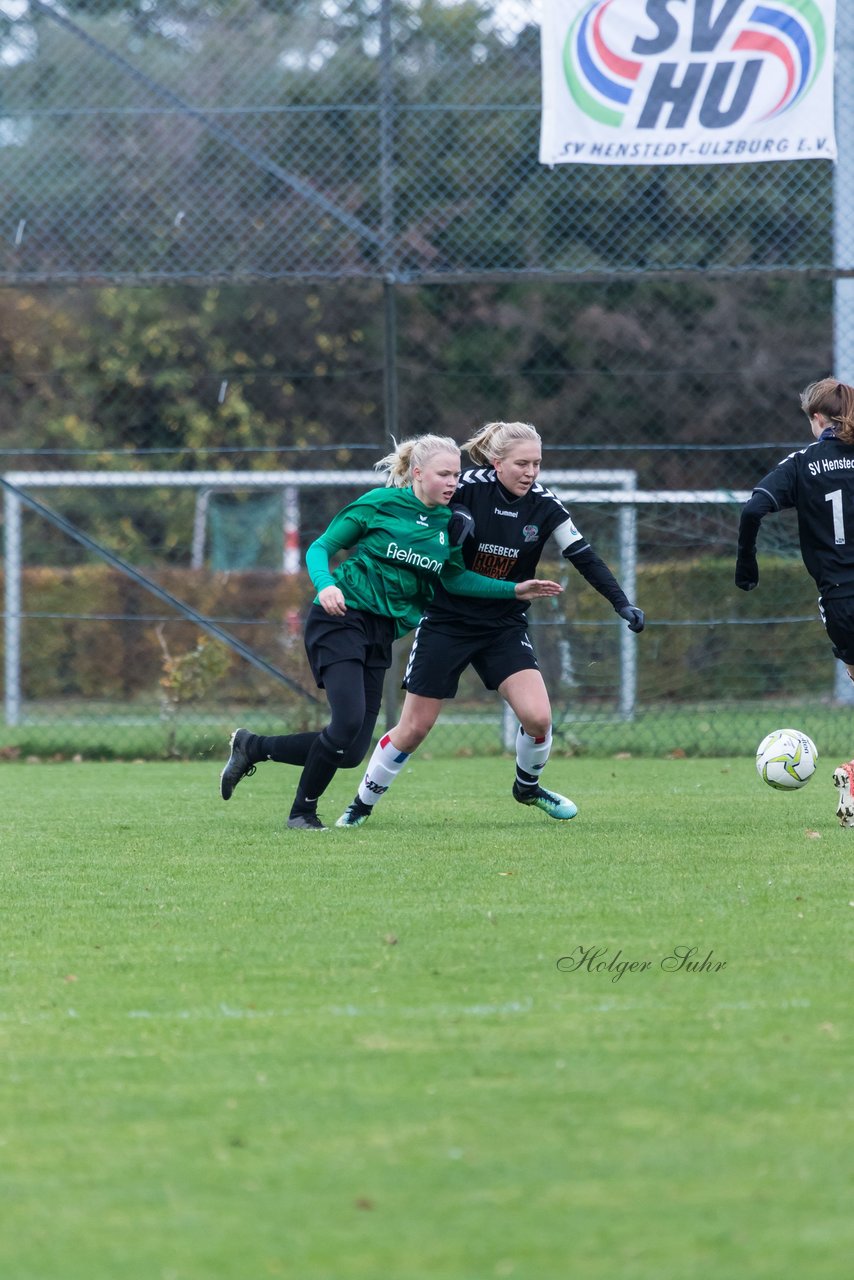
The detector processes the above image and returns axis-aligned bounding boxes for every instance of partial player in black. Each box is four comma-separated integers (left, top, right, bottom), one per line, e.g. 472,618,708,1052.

336,420,645,829
735,377,854,827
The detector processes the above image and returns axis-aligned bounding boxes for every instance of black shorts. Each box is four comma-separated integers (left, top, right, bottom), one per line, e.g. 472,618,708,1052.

402,618,539,700
820,596,854,664
303,603,395,689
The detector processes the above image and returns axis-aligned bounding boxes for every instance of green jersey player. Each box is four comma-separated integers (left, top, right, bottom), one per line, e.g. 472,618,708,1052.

219,433,563,830
305,482,480,638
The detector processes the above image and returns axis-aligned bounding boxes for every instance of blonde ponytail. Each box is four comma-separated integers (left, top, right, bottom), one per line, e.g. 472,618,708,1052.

374,433,459,487
463,421,541,467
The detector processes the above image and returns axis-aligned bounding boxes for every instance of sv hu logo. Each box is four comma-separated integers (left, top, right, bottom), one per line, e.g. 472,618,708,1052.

565,0,828,130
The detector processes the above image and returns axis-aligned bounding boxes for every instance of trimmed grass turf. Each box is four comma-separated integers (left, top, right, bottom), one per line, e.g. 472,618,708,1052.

0,755,850,1279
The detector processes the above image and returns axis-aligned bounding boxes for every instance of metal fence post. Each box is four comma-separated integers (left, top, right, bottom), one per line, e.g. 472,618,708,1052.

380,0,398,445
834,0,854,704
3,483,22,727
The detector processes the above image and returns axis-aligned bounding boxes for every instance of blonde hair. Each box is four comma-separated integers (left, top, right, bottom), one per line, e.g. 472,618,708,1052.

800,378,854,446
374,434,460,487
462,420,541,467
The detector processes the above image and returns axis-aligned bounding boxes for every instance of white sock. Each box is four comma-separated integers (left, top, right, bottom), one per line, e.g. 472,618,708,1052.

357,733,411,807
515,725,552,787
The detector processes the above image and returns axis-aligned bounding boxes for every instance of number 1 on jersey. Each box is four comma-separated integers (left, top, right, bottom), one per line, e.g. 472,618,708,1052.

826,488,846,545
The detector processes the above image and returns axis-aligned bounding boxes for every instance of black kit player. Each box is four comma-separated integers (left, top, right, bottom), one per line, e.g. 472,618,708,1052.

336,420,645,828
736,377,854,827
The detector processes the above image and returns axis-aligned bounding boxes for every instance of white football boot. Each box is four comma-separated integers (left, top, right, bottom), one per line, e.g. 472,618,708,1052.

832,761,854,827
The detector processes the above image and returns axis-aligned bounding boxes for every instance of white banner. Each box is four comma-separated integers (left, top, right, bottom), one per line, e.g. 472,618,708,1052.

539,0,836,166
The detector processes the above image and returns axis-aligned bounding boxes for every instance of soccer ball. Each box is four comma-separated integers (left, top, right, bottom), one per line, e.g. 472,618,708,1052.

756,728,818,790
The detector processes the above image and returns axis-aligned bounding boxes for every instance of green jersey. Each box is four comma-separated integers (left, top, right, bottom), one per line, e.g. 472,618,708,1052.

305,486,518,637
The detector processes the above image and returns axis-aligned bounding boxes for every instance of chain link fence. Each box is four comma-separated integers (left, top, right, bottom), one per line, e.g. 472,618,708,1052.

0,1,839,282
1,1,851,762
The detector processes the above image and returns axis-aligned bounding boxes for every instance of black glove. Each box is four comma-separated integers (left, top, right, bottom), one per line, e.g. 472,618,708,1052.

735,551,759,591
448,504,475,547
618,605,645,633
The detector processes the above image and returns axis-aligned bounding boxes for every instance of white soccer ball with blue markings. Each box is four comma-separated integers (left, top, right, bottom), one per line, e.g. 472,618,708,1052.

756,728,818,791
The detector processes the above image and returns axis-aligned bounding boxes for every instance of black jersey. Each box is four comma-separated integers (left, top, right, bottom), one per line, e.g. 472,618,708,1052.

752,435,854,599
423,468,583,628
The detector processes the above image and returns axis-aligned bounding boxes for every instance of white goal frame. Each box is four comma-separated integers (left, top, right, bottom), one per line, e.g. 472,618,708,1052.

3,468,641,728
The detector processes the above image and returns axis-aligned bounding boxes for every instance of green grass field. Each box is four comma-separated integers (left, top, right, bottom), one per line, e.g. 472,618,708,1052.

1,754,850,1280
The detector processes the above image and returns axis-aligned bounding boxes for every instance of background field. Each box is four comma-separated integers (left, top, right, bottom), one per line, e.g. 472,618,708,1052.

1,754,850,1280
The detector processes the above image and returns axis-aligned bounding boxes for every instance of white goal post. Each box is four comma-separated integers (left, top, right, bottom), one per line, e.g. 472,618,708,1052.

4,467,643,727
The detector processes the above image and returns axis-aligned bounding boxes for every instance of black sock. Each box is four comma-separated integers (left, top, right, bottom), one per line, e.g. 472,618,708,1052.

253,731,319,766
289,732,345,818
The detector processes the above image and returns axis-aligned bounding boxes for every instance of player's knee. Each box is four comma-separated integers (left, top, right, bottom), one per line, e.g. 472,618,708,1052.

388,719,430,753
322,718,363,758
521,715,552,740
336,710,383,767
